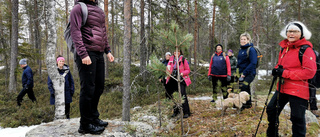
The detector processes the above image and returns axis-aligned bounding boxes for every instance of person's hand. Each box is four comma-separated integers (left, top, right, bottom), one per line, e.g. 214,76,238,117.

159,79,162,82
208,76,212,81
24,84,28,89
181,73,183,76
272,67,284,77
107,53,114,62
82,56,92,65
227,76,231,82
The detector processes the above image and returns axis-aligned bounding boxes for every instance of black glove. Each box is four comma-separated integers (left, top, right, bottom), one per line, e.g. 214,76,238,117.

51,94,55,98
227,76,231,82
272,67,284,77
208,76,212,81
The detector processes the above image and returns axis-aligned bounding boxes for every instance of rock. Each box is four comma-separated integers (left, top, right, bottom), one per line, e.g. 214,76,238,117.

26,118,157,137
305,110,319,125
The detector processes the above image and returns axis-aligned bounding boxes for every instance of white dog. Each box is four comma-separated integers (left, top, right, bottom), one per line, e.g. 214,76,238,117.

215,91,250,112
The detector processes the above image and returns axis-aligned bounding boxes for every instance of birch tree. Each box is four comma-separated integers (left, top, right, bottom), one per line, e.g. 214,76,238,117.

46,0,65,119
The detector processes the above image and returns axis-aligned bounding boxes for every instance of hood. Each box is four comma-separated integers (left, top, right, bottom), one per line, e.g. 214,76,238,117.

240,43,254,49
279,38,313,49
75,0,98,5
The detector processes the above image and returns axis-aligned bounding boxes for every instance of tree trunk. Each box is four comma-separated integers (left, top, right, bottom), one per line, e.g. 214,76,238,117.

212,1,216,57
34,0,42,81
65,0,70,65
46,0,65,119
111,0,115,59
192,0,198,90
122,0,132,121
104,0,109,80
9,0,19,92
140,0,146,81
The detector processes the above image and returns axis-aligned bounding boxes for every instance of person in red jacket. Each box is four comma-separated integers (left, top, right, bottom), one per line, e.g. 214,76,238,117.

208,44,231,102
266,21,316,137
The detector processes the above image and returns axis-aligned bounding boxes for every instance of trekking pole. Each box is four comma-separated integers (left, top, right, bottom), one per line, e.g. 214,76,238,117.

254,75,278,137
275,65,283,137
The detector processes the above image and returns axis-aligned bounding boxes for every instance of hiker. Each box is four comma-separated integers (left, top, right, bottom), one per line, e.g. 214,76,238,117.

266,21,316,137
159,52,172,99
208,44,231,102
70,0,114,134
237,32,257,110
227,49,238,91
47,55,75,119
166,49,191,118
17,58,37,106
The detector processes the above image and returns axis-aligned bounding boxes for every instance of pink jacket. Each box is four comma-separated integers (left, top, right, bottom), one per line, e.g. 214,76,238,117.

166,56,192,86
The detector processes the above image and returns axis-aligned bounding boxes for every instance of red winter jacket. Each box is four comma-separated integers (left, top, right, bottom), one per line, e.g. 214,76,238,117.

275,38,317,100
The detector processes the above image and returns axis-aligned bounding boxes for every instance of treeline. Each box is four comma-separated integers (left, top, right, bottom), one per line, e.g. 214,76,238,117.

1,0,320,92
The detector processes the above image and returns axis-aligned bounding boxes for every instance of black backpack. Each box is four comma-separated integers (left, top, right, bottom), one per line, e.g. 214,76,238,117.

281,45,320,88
64,2,88,54
299,45,320,88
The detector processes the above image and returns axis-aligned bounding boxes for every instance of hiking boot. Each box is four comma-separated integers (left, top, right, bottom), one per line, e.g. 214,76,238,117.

183,114,190,118
93,118,108,127
171,113,179,118
78,124,105,134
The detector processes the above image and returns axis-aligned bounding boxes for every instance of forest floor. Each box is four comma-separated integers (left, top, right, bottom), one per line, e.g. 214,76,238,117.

150,93,320,136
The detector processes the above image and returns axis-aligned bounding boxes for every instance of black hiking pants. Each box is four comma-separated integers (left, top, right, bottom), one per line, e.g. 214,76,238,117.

166,78,191,115
76,51,105,125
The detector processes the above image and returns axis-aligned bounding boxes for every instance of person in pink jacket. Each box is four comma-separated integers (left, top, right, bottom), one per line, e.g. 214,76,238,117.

166,49,191,118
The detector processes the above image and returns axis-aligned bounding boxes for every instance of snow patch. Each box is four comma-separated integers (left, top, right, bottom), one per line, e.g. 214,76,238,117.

0,125,38,137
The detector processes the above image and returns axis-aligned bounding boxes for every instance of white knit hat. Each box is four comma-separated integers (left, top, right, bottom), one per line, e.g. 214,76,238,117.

280,21,312,40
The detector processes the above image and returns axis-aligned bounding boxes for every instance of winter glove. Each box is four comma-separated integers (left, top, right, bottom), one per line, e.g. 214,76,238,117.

208,76,212,81
227,76,231,82
51,94,55,98
272,67,284,77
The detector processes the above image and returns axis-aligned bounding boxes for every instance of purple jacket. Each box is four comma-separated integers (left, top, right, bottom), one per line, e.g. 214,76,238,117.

70,0,110,59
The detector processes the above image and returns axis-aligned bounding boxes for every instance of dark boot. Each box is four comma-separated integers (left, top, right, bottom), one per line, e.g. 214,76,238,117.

92,119,108,127
78,124,105,134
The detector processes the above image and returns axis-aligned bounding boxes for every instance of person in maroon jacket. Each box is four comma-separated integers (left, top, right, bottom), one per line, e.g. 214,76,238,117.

70,0,114,134
207,44,231,102
266,21,316,137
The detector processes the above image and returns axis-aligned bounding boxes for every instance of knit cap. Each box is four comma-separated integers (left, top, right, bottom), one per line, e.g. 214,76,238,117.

19,59,27,65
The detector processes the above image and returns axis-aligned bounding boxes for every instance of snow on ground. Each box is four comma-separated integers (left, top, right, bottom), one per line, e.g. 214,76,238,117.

0,125,38,137
0,66,5,71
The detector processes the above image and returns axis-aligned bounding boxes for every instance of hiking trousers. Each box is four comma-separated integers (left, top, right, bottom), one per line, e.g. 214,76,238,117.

76,51,105,125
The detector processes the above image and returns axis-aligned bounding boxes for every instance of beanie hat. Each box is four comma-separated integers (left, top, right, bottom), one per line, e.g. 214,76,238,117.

19,59,27,65
215,44,223,50
228,49,233,53
165,52,171,56
280,21,312,40
56,57,65,63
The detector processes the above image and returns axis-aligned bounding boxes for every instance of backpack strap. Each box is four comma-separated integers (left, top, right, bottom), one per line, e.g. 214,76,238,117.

62,70,69,77
299,45,311,65
78,2,88,27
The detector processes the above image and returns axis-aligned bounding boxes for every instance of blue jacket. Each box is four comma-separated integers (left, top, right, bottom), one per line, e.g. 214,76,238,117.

237,43,257,76
48,65,75,105
22,65,34,88
162,59,169,66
